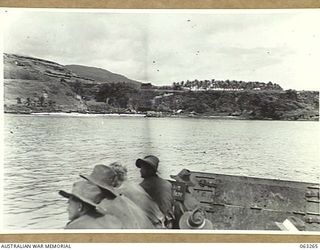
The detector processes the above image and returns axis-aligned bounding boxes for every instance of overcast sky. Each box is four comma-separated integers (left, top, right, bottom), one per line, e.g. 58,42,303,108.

1,9,320,90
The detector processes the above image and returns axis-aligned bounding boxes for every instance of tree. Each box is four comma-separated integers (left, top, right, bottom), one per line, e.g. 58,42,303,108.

260,100,281,120
39,96,45,106
16,97,22,104
26,98,31,107
172,82,182,90
48,100,56,107
285,89,298,100
95,82,138,108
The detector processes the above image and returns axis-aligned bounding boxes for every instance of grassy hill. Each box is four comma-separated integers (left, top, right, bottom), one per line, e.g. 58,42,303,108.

3,53,141,113
3,53,319,121
4,53,91,113
4,79,88,113
65,64,141,86
4,53,73,81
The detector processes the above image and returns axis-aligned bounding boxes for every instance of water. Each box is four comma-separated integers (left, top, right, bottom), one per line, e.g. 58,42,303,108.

3,114,320,230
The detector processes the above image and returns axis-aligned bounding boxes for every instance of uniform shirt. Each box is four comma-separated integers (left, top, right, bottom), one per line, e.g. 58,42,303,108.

95,194,155,229
65,213,122,229
117,181,165,227
140,175,173,219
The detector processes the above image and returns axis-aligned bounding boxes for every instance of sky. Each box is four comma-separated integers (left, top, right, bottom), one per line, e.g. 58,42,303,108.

1,9,320,90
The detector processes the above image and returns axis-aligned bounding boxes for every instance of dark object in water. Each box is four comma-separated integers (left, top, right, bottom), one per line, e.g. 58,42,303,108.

170,171,320,231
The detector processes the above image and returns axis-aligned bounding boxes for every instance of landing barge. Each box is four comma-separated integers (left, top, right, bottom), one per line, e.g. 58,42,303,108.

171,171,320,231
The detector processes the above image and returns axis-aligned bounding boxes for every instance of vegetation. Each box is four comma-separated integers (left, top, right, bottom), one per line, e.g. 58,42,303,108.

95,82,138,108
3,53,319,121
172,79,282,91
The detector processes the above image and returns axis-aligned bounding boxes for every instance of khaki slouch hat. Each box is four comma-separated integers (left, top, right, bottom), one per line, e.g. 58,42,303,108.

59,181,104,208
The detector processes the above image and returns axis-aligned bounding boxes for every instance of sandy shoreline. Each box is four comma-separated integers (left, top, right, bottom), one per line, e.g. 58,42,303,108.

5,111,317,121
4,111,245,119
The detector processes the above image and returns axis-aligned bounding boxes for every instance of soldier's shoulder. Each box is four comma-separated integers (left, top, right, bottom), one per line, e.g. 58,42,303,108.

65,214,123,229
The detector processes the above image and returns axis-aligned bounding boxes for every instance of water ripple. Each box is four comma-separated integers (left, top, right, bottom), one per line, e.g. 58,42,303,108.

3,115,320,229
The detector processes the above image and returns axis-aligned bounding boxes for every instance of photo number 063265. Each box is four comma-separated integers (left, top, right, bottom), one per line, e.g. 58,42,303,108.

300,244,318,249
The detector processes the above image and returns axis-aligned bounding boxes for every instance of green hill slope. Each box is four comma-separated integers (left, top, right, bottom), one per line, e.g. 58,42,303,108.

4,53,319,120
4,53,89,113
65,64,141,86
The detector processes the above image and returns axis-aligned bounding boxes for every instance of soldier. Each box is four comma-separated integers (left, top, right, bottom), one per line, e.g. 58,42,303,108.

170,169,200,229
81,164,154,229
110,162,165,228
59,181,122,229
136,155,174,228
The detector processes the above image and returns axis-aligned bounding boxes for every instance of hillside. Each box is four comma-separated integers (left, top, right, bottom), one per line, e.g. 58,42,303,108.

4,53,91,113
3,53,319,121
143,89,319,120
3,53,139,113
5,53,74,82
65,64,141,86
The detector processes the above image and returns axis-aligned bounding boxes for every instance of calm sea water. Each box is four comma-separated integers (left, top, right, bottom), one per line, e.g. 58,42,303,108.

3,114,320,230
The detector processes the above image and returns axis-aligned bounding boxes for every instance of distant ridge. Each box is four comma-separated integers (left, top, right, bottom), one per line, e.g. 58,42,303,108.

3,53,319,121
65,64,142,86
